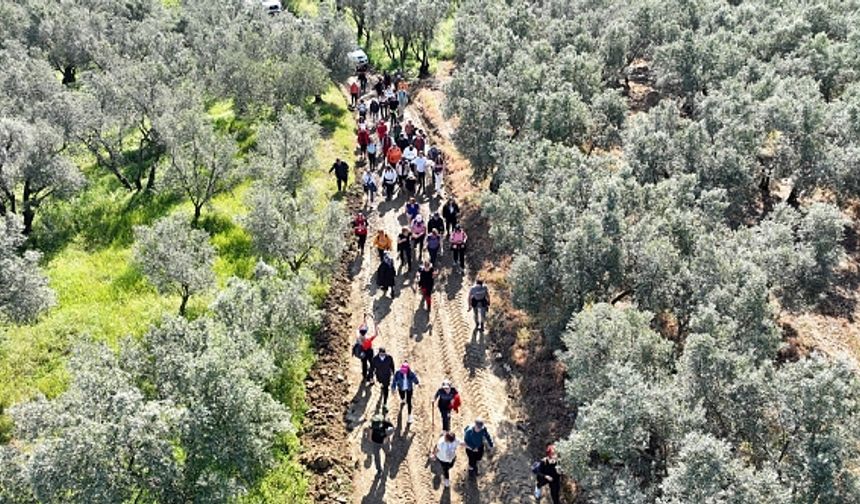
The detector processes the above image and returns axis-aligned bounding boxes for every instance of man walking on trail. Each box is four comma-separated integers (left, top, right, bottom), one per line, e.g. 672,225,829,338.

372,347,396,410
355,315,378,384
411,214,427,262
417,259,435,311
442,197,460,235
432,431,461,489
367,413,394,474
372,229,392,260
391,360,419,423
468,278,490,331
433,380,460,433
450,224,468,272
397,226,413,271
428,211,445,238
464,418,494,476
329,158,349,193
349,80,360,107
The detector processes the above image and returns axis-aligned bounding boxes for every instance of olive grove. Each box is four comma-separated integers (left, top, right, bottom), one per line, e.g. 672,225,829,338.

452,0,860,501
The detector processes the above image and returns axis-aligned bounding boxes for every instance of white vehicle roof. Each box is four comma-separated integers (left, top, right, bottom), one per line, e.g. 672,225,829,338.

348,49,369,65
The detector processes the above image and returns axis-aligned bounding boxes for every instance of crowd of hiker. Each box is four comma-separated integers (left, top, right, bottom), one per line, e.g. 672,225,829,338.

344,72,564,502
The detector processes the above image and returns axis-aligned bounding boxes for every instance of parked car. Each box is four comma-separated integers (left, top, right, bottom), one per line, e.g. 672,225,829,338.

348,48,369,72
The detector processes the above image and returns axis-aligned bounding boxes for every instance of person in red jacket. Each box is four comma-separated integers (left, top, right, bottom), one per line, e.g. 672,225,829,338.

357,127,370,160
355,314,379,384
353,212,368,254
376,120,388,140
349,80,360,107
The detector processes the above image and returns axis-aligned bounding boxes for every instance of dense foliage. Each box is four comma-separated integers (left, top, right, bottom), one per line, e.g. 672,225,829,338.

0,0,353,501
452,0,860,501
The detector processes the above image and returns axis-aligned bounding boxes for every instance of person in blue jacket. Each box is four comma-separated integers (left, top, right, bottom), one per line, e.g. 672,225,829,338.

391,360,420,424
464,418,494,476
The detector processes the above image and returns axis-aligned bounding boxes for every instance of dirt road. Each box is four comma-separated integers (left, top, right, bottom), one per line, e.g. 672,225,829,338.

343,100,536,504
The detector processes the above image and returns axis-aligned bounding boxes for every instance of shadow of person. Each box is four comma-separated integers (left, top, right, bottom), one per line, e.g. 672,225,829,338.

361,468,389,504
412,303,432,342
372,295,392,321
347,380,375,428
350,254,365,278
445,268,464,301
387,426,415,480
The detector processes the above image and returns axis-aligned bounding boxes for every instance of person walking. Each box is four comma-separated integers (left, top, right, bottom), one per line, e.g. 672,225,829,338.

376,252,396,297
376,119,388,140
416,259,435,311
355,315,378,384
534,444,563,503
442,197,460,235
357,99,368,121
432,156,444,196
369,98,380,122
397,226,413,271
432,431,460,489
329,158,350,193
367,140,379,171
349,80,360,107
468,278,490,331
410,214,427,262
391,360,419,423
450,224,468,271
405,197,420,222
367,413,394,474
414,151,428,194
382,164,398,200
372,347,396,410
361,169,377,206
353,212,368,254
428,211,444,237
357,126,370,160
464,418,494,476
386,144,402,167
372,229,392,260
426,229,442,266
433,380,460,433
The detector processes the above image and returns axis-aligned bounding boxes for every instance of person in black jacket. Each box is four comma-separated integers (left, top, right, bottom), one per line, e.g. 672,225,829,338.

535,444,563,503
442,198,460,235
428,211,445,236
372,347,396,409
329,158,349,192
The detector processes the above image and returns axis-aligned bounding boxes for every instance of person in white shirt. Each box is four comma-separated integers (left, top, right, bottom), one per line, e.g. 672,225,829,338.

414,152,428,194
361,169,377,205
432,431,461,488
403,144,418,163
382,165,398,200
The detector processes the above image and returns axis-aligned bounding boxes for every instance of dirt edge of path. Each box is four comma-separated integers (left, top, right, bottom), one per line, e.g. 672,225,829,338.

412,79,579,499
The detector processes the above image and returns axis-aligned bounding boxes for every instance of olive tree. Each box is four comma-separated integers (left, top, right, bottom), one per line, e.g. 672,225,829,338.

249,111,320,196
0,214,54,323
132,215,215,315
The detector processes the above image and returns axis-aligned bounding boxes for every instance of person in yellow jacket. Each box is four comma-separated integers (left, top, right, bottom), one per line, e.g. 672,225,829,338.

372,229,393,260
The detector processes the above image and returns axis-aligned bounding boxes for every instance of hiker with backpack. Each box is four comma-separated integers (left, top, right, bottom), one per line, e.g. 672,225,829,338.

377,252,396,297
397,226,413,271
442,197,460,235
533,444,563,503
372,347,396,410
432,431,461,489
353,212,368,254
433,379,460,433
464,418,495,476
391,360,419,423
367,413,395,474
353,314,378,384
416,259,435,311
361,169,377,207
450,224,468,272
468,278,490,331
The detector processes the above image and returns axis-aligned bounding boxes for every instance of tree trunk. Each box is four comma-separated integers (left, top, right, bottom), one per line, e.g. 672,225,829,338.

22,180,35,235
786,184,800,208
192,204,202,227
61,65,76,86
145,162,157,192
179,288,190,316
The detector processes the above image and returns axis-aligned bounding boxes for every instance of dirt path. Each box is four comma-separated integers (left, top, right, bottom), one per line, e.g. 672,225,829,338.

343,89,536,504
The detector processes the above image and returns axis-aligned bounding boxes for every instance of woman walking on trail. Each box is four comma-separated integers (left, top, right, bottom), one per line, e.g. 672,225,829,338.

428,211,445,238
382,164,398,200
433,380,460,433
432,155,444,196
432,431,460,489
405,197,420,222
397,226,412,271
391,360,419,423
377,252,396,297
464,418,494,476
353,212,368,254
367,139,379,171
427,229,442,266
361,169,377,206
372,229,392,260
534,444,563,503
357,126,370,160
355,315,378,384
410,214,427,262
416,259,435,311
450,224,468,271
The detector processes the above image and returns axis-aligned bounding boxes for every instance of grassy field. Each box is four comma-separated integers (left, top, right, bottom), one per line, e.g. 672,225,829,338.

0,85,355,502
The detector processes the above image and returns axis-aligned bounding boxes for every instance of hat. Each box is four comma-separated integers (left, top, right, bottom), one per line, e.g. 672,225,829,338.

442,379,451,387
474,418,485,427
455,223,462,230
400,362,410,374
